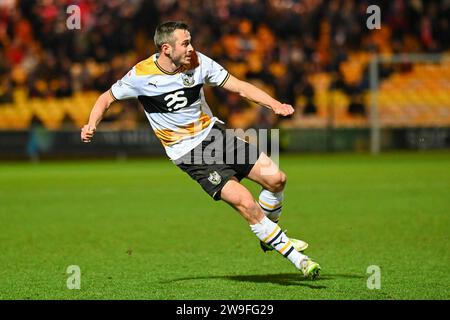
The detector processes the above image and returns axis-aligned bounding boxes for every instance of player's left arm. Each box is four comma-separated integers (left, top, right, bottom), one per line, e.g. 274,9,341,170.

221,74,294,116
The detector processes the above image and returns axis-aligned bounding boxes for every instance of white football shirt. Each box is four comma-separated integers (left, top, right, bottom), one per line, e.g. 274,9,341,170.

110,51,230,160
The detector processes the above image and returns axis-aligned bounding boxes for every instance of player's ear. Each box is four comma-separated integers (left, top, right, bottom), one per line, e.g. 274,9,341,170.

161,43,171,55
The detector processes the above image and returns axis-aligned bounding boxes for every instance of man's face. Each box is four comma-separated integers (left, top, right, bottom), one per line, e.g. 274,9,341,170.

167,29,194,66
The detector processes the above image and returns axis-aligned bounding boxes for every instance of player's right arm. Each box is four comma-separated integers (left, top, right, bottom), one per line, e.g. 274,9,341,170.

81,67,140,143
81,90,115,143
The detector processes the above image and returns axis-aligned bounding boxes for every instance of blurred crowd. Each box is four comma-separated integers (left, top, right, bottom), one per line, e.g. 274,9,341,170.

0,0,449,127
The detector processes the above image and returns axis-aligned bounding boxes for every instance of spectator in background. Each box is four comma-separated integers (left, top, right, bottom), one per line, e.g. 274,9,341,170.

0,73,13,104
348,92,366,116
302,81,317,116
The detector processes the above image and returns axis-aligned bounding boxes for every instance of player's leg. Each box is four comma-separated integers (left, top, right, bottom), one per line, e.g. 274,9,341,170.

220,176,265,224
246,153,308,252
219,177,319,278
247,152,285,223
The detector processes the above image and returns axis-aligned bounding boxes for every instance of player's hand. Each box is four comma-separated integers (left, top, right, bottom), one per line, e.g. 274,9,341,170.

272,103,294,116
81,124,96,143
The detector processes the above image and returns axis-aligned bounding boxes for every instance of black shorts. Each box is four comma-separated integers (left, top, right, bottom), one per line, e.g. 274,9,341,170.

174,123,262,200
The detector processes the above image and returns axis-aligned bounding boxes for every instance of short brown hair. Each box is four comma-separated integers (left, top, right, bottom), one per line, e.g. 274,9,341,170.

154,21,190,51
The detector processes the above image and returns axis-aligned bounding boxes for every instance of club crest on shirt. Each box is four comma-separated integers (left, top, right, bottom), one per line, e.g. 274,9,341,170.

182,72,195,87
208,171,222,185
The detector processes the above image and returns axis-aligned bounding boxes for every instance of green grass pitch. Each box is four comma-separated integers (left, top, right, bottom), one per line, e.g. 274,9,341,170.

0,152,449,300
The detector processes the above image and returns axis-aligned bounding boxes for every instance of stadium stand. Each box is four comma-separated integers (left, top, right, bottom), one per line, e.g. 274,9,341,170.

0,0,449,130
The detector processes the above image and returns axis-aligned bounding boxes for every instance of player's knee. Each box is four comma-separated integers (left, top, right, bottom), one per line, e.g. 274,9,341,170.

268,171,286,193
279,171,287,188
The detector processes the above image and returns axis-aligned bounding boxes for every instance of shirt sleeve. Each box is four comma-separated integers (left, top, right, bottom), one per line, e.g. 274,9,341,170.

202,54,230,87
110,68,140,100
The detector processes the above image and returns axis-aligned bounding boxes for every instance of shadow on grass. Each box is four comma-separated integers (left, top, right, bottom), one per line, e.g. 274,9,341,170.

163,273,364,289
